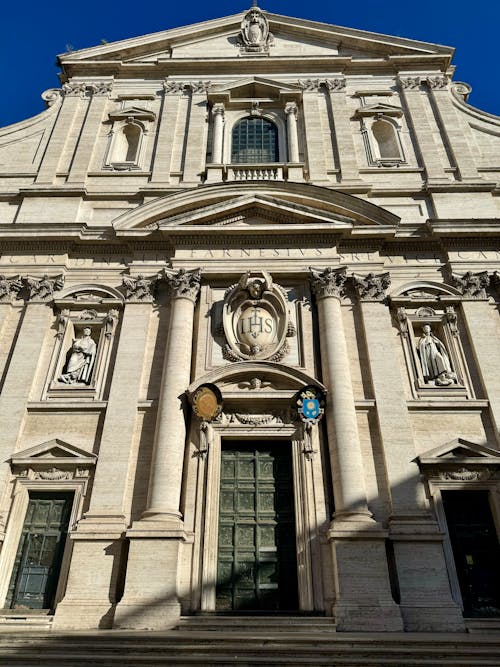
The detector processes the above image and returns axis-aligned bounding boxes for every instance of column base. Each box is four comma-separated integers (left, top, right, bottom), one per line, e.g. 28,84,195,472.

113,533,187,630
52,534,126,630
328,518,404,632
390,516,466,632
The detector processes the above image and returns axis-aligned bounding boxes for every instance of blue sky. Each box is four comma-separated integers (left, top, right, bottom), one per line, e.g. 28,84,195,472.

1,0,498,127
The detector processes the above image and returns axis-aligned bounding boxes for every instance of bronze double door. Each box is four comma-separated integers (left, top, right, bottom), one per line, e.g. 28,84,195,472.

216,441,298,611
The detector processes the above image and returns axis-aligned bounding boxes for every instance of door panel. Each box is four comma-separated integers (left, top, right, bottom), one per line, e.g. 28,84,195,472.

442,490,500,617
216,441,298,611
6,492,73,611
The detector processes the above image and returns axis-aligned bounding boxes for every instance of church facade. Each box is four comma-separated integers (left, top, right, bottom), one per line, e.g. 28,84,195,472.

0,6,499,637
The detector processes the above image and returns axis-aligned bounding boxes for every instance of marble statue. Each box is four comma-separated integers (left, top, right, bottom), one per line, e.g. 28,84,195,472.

417,324,455,386
59,327,97,385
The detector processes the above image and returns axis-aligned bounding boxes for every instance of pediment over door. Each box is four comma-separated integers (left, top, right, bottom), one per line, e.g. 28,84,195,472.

417,438,500,481
10,439,97,481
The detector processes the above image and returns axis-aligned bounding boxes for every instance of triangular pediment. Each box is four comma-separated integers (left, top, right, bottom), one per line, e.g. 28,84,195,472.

58,11,453,73
417,438,500,464
10,439,97,466
355,103,403,118
112,182,400,235
210,77,302,102
108,106,156,121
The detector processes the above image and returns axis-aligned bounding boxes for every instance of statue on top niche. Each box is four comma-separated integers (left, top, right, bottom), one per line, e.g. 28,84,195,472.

238,6,273,53
59,327,97,385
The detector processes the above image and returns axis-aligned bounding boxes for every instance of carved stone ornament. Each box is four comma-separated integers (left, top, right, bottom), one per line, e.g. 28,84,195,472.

324,78,346,91
426,76,449,90
163,80,188,95
217,410,288,426
221,271,292,362
62,81,113,97
452,271,490,299
399,77,421,90
298,79,321,91
190,383,223,422
352,272,391,301
24,274,65,301
0,275,22,302
238,6,273,53
309,266,347,300
162,268,202,302
41,88,63,107
122,274,156,301
439,467,492,482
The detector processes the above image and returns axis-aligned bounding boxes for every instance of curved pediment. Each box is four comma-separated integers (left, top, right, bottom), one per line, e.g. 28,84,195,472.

113,182,400,236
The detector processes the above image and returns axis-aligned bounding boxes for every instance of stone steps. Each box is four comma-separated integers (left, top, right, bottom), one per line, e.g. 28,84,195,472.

1,630,500,666
175,614,337,633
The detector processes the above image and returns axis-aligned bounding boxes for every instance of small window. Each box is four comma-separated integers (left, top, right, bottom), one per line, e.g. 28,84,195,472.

231,117,279,163
372,119,401,161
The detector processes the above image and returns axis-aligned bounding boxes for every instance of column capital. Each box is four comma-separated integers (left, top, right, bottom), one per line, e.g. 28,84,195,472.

163,268,202,303
122,274,156,302
0,275,23,303
212,102,225,117
352,272,391,302
23,274,65,302
284,101,298,116
309,266,347,300
324,78,346,92
452,270,489,299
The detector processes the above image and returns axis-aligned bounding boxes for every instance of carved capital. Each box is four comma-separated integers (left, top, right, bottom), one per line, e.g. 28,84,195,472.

352,272,391,302
309,266,347,300
399,76,422,90
324,78,346,91
87,81,113,96
298,79,321,91
0,275,22,303
212,103,225,118
163,81,188,95
62,81,113,97
426,76,449,90
452,271,490,299
189,80,212,94
284,102,298,117
24,274,65,302
162,268,201,302
122,274,155,302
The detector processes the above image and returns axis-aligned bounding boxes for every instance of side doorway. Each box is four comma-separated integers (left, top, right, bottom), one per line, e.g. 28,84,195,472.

6,492,73,612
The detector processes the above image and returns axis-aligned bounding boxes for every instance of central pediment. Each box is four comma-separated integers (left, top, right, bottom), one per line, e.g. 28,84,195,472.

112,182,400,238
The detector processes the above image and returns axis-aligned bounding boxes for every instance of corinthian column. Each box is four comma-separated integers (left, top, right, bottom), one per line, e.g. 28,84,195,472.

114,268,201,630
309,267,402,632
285,102,299,163
310,267,372,521
143,268,201,525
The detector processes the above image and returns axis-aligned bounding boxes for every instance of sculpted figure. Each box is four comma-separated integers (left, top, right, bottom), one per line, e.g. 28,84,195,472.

59,327,97,385
417,324,455,386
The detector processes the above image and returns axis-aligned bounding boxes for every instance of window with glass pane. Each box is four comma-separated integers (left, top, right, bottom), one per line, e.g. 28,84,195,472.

231,118,279,163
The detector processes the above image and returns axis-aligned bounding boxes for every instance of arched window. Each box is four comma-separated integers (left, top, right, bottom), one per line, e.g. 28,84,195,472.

231,117,279,163
371,119,402,161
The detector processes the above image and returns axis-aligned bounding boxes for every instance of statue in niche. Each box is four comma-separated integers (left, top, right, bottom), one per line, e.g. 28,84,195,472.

59,327,97,385
417,324,455,386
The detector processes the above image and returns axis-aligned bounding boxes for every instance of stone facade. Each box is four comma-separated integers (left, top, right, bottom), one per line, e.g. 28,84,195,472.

0,6,499,638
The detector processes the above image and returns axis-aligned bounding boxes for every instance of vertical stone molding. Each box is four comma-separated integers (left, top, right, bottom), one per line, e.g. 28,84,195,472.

324,79,362,183
285,102,300,163
425,77,480,181
301,91,328,182
211,103,225,164
398,77,449,184
182,86,210,184
150,83,182,185
310,267,402,631
67,81,113,184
